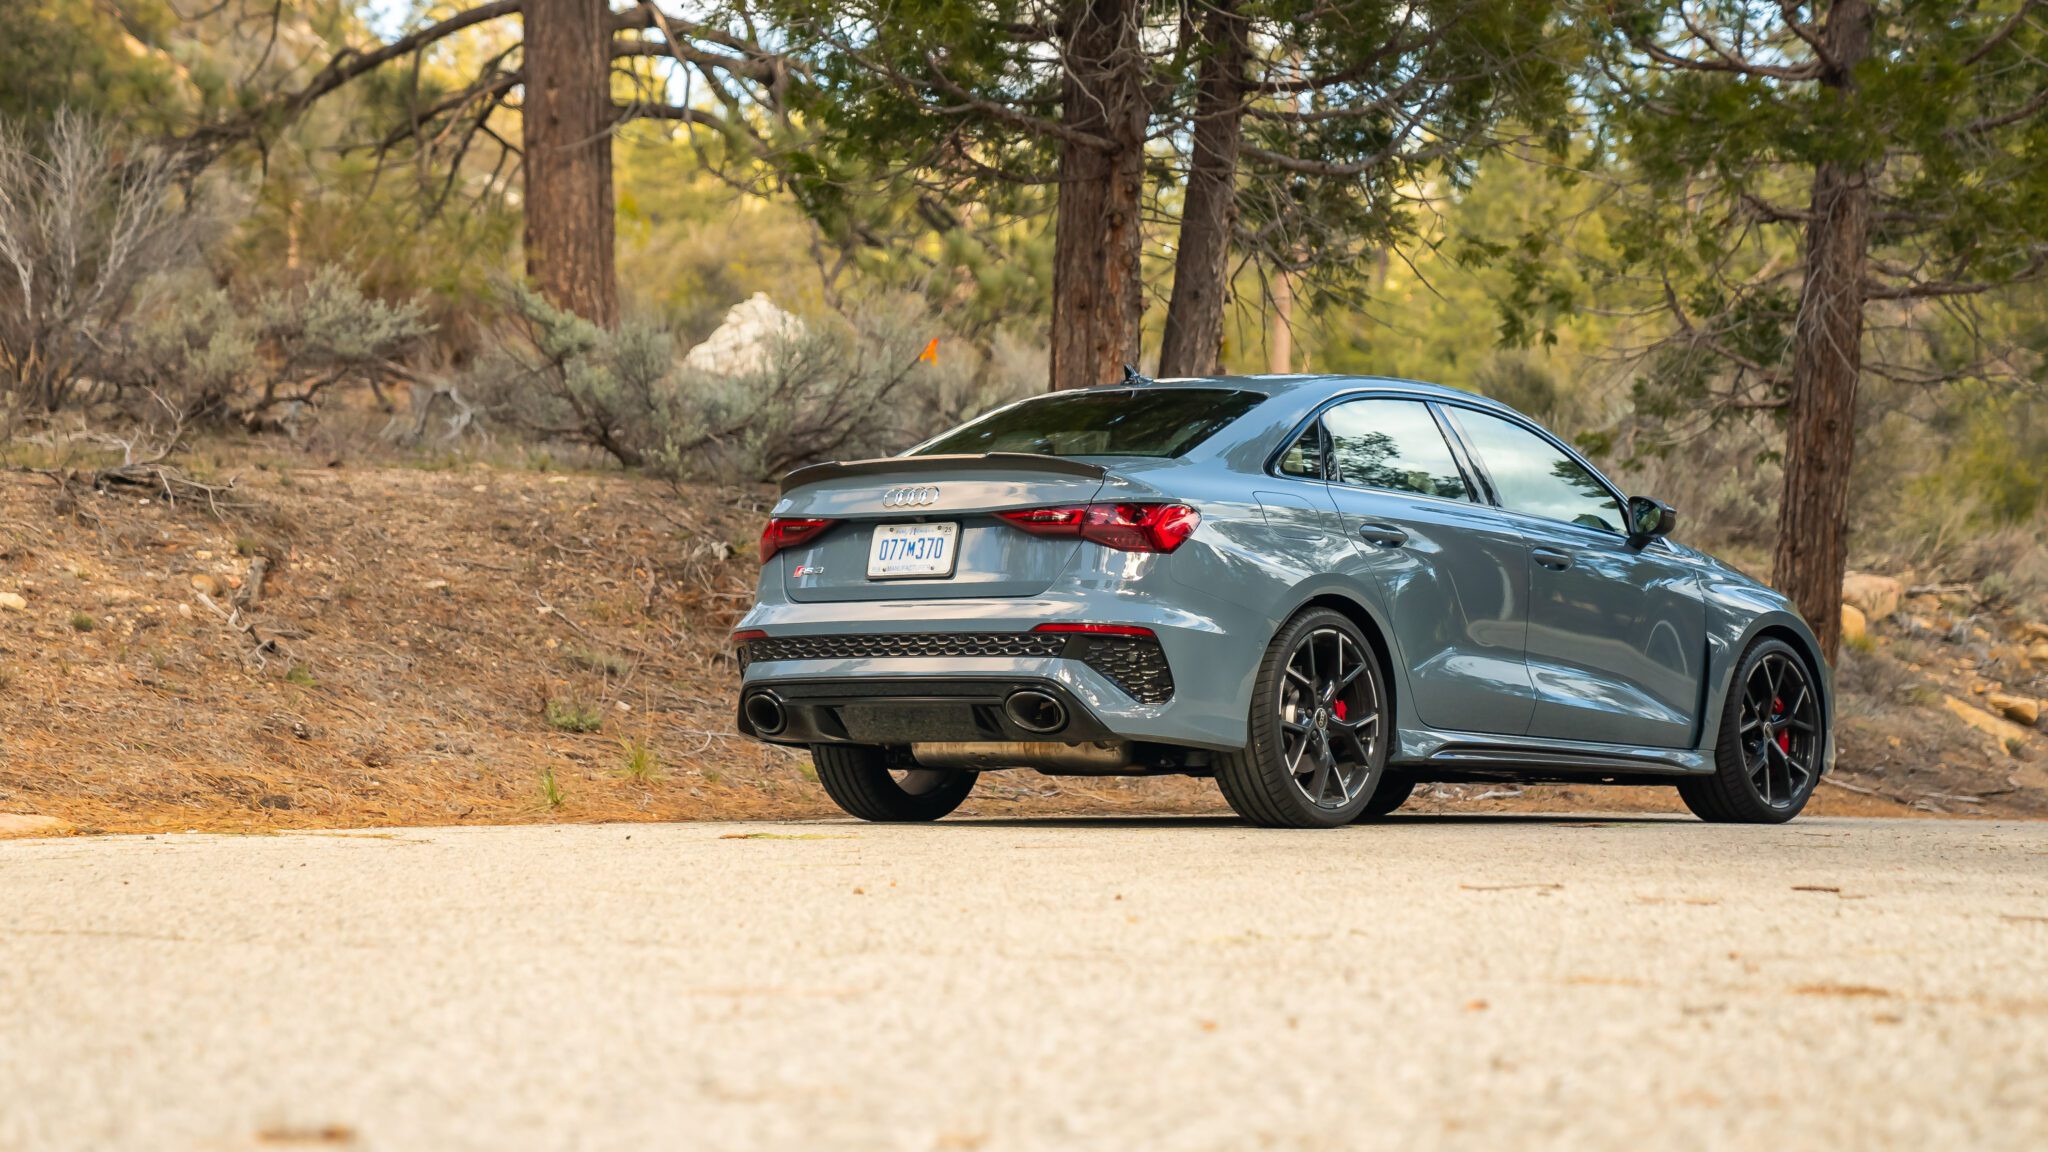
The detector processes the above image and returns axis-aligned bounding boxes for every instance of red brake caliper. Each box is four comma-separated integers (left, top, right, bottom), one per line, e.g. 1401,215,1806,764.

1772,697,1789,753
1333,699,1347,721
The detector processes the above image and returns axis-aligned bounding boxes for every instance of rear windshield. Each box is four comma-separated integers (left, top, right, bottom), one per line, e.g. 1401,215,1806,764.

913,388,1261,459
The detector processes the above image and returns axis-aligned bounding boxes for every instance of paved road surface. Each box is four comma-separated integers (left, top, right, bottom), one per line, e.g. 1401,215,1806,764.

2,815,2045,1151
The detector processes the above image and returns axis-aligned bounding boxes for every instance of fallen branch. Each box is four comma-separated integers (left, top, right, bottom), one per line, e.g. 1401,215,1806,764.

194,591,301,669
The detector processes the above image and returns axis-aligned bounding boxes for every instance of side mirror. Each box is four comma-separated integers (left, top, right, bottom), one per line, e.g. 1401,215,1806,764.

1626,496,1677,546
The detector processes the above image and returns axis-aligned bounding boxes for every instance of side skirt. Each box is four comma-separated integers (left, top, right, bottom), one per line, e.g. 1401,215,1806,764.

1395,726,1713,781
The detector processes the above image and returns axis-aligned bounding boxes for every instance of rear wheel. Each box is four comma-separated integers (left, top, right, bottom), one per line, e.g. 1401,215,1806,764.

1678,638,1823,824
1215,609,1389,829
811,745,976,822
1355,776,1417,820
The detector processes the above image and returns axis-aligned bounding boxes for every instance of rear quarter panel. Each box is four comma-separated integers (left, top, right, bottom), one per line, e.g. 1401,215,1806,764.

1115,457,1383,744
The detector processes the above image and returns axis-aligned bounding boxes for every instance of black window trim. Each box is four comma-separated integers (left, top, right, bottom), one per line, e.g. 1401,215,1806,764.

1262,392,1483,506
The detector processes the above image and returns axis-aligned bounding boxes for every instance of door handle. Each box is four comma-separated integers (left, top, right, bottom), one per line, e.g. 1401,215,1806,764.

1531,546,1574,571
1358,523,1410,548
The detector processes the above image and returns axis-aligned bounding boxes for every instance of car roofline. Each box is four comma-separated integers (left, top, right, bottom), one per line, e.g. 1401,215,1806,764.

1144,373,1507,409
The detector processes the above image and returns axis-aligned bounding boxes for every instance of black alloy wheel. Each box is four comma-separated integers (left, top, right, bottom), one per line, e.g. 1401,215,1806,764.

1216,609,1389,828
1680,637,1823,824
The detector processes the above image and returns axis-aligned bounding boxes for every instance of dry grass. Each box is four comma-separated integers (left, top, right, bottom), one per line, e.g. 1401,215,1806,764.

0,462,2037,833
0,464,1223,833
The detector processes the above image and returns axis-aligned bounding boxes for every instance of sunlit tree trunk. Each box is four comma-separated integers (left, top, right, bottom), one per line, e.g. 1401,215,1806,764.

1158,0,1245,378
1048,0,1149,390
522,0,617,327
1268,271,1294,373
1771,0,1874,662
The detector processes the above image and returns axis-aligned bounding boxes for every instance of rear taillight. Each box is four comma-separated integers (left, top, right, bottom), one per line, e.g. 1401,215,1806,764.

1032,623,1157,637
995,502,1200,553
758,517,834,564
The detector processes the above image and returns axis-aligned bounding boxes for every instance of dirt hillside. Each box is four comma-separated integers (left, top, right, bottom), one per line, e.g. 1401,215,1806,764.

0,463,2041,833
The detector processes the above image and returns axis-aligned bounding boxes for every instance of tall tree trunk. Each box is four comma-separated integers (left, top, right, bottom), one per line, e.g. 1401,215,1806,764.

1049,0,1149,390
1269,270,1294,373
1157,0,1245,378
522,0,618,328
1771,0,1874,662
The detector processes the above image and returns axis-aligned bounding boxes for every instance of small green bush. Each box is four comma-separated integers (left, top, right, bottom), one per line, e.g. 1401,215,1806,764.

544,698,602,733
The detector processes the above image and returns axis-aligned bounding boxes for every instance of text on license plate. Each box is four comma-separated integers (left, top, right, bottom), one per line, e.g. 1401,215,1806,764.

867,522,959,579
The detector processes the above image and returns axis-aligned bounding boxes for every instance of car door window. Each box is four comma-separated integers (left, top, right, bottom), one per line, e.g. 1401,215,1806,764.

1450,409,1624,533
1321,399,1472,501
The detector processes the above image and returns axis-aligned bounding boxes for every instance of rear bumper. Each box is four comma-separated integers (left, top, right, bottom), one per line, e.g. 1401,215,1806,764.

735,629,1247,752
735,677,1120,746
732,584,1262,750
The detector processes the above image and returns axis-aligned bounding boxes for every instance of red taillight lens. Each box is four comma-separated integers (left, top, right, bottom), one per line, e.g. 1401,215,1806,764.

1032,622,1157,637
1083,503,1200,553
997,502,1199,553
995,506,1087,534
730,628,767,644
758,517,834,564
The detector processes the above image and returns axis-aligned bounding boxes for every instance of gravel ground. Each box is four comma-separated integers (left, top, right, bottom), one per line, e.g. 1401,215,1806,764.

2,815,2045,1151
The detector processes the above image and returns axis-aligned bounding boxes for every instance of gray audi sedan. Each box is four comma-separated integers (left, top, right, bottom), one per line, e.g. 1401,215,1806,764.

732,375,1833,828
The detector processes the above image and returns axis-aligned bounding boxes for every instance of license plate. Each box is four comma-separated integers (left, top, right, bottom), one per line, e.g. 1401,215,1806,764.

867,523,959,579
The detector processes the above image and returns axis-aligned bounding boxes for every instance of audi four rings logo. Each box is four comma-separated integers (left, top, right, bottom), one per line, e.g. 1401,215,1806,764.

881,485,941,507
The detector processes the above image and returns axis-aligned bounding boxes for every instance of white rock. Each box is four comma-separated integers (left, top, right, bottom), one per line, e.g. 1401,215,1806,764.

0,592,25,612
683,293,804,376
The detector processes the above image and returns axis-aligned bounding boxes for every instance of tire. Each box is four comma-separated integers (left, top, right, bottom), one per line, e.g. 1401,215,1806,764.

1678,637,1823,824
1355,776,1417,820
1215,608,1390,829
812,745,976,822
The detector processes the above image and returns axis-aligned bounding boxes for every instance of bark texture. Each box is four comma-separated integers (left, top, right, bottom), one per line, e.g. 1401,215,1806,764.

1771,0,1874,662
1157,0,1246,378
1049,0,1150,390
522,0,618,328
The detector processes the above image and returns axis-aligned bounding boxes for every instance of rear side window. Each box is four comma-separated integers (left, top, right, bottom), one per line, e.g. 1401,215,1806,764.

1321,398,1473,501
1276,423,1326,478
914,388,1262,459
1449,408,1623,532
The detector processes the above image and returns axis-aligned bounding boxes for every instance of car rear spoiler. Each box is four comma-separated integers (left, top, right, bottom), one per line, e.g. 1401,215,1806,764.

778,453,1110,493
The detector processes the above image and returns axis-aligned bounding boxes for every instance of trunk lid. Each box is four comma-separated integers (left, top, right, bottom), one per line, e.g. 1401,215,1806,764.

771,455,1111,602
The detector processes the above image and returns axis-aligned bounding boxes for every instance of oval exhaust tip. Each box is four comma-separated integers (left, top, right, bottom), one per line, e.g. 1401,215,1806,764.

1003,690,1068,735
743,692,787,736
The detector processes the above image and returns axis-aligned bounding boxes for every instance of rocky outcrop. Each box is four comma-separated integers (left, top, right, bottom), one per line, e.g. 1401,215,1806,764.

1841,572,1904,624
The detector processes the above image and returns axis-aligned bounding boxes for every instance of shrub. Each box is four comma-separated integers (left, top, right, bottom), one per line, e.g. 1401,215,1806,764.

544,698,603,733
474,284,1038,482
107,265,430,428
0,110,194,413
